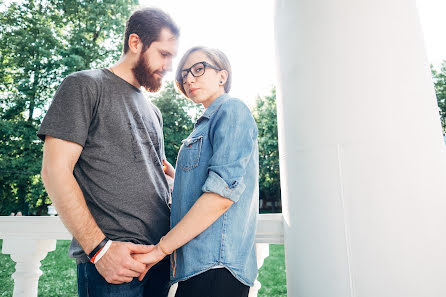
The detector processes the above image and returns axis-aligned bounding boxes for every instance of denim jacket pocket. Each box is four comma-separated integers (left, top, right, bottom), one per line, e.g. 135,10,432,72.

178,135,203,171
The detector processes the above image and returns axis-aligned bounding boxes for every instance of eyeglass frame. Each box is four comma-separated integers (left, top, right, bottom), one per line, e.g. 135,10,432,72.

181,61,221,84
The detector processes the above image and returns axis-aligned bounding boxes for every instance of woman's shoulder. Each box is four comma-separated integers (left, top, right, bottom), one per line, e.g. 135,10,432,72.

213,96,257,132
219,96,252,116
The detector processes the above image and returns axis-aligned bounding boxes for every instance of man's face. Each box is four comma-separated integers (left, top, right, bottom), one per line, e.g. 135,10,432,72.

133,28,178,92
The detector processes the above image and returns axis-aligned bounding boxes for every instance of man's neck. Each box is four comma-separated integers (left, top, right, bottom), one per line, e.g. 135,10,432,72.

109,57,141,89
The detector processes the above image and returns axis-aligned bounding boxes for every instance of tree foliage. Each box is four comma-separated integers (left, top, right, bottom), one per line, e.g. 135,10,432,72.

148,82,203,166
432,61,446,134
0,0,136,215
253,88,281,211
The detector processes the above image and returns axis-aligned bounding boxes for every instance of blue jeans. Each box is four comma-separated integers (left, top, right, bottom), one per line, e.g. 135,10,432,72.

77,258,170,297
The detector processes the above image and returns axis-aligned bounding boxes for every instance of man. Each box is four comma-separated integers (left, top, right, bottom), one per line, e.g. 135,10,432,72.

39,7,179,297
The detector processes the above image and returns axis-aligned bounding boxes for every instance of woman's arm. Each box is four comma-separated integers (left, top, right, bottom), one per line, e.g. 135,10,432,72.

134,191,233,279
163,192,234,251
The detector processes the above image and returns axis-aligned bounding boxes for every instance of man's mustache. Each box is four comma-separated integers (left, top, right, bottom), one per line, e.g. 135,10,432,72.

153,70,165,78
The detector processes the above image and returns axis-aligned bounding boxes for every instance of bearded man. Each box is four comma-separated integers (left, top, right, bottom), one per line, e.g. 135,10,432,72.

38,8,179,297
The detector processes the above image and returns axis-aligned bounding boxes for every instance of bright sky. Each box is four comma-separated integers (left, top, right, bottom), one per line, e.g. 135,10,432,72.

416,0,446,67
142,0,445,107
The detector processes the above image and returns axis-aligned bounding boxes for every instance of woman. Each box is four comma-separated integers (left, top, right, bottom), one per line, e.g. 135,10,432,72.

135,46,259,297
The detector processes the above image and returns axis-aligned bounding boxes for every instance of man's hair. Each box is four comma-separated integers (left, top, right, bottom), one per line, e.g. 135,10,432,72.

123,7,179,54
175,46,232,96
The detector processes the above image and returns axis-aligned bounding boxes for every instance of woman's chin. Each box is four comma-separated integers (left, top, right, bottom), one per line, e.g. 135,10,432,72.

189,96,202,105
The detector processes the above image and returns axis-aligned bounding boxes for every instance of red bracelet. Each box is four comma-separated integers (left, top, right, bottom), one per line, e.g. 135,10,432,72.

90,247,103,263
87,237,109,263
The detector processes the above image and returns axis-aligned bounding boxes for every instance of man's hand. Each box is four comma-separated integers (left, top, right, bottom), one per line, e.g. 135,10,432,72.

132,245,167,281
95,241,155,284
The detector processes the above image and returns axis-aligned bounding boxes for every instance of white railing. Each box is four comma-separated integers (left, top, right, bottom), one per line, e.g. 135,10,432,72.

0,213,284,297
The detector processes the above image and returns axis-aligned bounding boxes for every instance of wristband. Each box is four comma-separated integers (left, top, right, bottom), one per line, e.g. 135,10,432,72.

92,239,112,264
87,237,108,260
158,236,172,255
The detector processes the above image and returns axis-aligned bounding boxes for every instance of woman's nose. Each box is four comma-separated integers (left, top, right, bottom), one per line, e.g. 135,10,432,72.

184,71,195,83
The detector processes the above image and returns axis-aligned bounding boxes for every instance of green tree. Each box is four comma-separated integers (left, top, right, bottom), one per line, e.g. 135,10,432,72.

149,82,203,165
0,0,136,215
1,0,65,215
432,61,446,134
253,87,281,212
59,0,137,75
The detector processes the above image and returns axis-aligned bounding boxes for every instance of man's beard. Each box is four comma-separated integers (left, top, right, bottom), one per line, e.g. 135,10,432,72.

132,51,163,92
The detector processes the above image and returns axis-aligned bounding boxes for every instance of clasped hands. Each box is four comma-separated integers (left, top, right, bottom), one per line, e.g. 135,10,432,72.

95,241,167,284
132,243,168,281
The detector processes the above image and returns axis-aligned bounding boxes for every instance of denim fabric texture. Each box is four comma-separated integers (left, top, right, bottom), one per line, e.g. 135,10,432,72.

170,94,259,287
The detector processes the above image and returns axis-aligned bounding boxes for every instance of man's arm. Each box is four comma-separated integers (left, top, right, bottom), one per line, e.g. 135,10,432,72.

41,136,104,253
41,136,152,284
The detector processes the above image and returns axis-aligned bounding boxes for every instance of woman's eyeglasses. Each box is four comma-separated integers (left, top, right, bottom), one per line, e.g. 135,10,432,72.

181,61,220,83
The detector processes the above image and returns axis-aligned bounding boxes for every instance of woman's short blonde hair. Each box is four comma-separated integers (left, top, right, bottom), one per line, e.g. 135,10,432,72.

175,46,232,97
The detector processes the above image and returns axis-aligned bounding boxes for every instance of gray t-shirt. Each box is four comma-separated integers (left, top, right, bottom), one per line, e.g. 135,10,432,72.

38,69,170,263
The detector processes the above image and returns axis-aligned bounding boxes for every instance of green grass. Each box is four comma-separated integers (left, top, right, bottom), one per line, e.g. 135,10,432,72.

0,240,286,296
0,240,14,297
258,244,287,297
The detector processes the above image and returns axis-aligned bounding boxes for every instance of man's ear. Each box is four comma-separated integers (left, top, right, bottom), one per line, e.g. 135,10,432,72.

128,33,142,54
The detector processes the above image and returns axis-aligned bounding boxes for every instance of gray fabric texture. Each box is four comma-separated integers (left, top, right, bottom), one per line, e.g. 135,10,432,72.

38,69,170,263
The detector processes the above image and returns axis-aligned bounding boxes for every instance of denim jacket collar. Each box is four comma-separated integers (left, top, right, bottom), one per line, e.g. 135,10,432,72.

195,93,231,126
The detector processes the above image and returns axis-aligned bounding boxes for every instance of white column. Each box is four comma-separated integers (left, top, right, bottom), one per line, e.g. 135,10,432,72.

2,239,57,297
274,0,446,296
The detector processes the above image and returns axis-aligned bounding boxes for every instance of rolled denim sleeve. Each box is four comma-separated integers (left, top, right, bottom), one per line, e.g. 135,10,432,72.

201,99,258,202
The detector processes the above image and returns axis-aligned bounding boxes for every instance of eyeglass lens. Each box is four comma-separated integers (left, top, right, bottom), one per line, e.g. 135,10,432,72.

182,62,206,81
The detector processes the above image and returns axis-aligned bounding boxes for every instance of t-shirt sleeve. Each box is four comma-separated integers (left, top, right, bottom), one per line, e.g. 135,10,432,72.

37,74,96,147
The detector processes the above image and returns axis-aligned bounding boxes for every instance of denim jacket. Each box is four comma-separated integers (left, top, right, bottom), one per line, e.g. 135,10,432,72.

170,93,259,286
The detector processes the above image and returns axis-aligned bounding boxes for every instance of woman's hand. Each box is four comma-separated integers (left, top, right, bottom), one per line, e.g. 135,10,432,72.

132,244,168,281
163,159,175,193
162,159,175,178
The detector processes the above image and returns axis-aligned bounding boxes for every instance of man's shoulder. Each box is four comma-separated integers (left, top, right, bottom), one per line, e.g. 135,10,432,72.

58,69,109,95
66,69,106,83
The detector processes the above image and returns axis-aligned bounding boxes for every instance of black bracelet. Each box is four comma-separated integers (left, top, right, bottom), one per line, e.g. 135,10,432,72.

87,237,109,260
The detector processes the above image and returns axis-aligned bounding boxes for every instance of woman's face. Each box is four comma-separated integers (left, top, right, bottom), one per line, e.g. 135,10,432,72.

181,51,226,108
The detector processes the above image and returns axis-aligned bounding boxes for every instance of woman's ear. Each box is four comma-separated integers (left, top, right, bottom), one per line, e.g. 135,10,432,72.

219,70,229,85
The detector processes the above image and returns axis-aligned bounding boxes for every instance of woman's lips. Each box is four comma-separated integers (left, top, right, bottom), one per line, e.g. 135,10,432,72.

189,88,199,94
